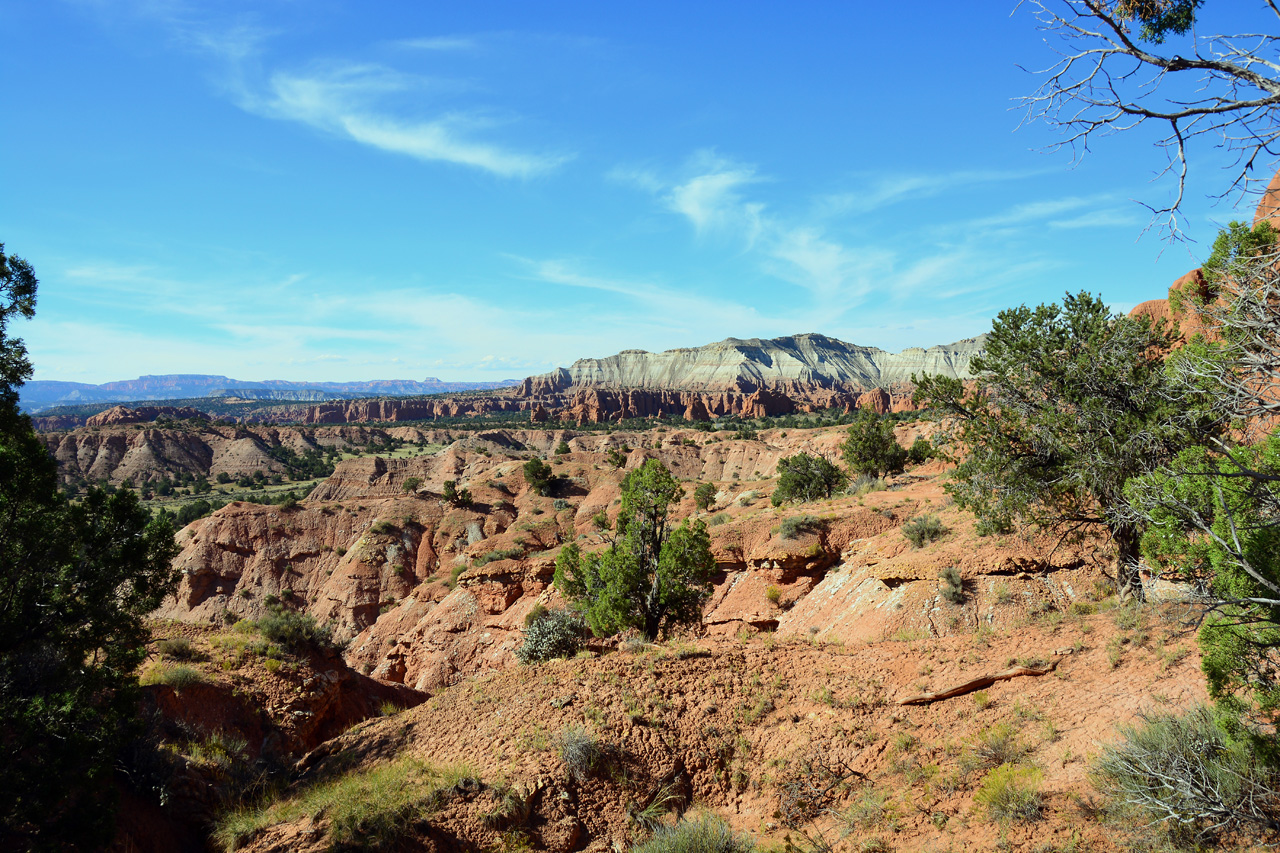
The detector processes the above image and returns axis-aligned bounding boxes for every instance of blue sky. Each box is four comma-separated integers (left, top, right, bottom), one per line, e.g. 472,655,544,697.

1,1,1270,384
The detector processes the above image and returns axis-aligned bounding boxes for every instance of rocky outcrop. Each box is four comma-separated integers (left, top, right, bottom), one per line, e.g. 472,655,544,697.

85,405,210,427
40,423,459,485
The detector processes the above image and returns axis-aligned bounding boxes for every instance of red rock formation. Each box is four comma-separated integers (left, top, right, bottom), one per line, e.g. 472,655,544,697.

1255,168,1280,229
856,387,891,414
86,405,210,427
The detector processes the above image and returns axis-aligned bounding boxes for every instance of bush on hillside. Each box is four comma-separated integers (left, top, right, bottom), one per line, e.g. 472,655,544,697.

556,725,605,781
902,514,948,548
841,408,907,478
778,514,824,540
1091,705,1280,847
257,607,337,654
975,764,1042,823
908,436,935,465
771,453,848,505
631,813,756,853
523,458,556,496
442,479,473,506
939,566,965,603
516,608,585,663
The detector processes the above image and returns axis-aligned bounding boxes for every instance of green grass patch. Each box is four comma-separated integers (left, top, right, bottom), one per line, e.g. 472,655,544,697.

141,662,205,689
214,757,476,852
975,764,1042,823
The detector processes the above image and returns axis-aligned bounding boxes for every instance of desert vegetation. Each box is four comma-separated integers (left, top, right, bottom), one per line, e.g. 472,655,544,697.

12,3,1280,849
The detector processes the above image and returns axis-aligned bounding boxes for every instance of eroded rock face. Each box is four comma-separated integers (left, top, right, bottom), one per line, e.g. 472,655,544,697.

85,405,211,427
39,423,459,485
153,422,1121,697
518,333,985,395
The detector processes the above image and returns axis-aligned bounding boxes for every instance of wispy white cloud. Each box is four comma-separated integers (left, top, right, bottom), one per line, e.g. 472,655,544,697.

394,36,478,52
767,228,873,302
665,152,765,243
518,257,767,333
816,169,1046,217
122,8,571,179
616,153,1080,321
240,63,571,178
1048,209,1142,229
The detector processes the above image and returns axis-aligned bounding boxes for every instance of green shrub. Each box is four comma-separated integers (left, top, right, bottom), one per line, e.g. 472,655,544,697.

771,453,848,505
778,514,823,540
474,546,525,567
1091,705,1280,847
694,482,717,512
556,725,604,781
214,757,474,851
517,608,585,663
257,608,336,654
960,723,1028,776
524,604,549,627
841,409,907,478
142,663,205,689
849,473,887,496
401,476,422,495
591,510,609,530
708,512,731,527
605,446,628,469
553,498,571,511
975,764,1042,823
155,637,199,661
442,480,473,506
631,813,756,853
901,514,948,548
975,515,1015,536
908,436,935,465
939,566,964,604
523,458,557,497
370,519,398,536
555,440,571,455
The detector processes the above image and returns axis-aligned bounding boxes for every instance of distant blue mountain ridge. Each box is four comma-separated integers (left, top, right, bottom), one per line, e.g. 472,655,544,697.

20,374,521,413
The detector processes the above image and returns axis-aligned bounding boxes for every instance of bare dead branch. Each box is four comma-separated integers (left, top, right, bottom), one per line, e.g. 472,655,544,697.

1019,0,1280,238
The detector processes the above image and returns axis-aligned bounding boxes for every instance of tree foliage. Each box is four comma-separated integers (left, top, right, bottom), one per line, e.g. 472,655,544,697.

0,244,181,849
522,458,556,497
840,408,906,479
914,291,1214,598
442,479,472,506
693,481,717,512
1135,437,1280,723
1129,231,1280,727
554,459,714,640
771,453,848,506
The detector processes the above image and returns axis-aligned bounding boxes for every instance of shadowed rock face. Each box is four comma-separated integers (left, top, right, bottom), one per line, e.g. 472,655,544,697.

519,333,986,396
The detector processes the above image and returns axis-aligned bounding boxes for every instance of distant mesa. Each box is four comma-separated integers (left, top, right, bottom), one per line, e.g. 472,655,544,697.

509,332,985,424
519,332,985,396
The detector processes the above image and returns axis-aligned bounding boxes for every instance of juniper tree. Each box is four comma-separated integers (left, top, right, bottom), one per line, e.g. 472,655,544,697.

840,408,906,479
1128,227,1280,726
0,244,180,849
914,291,1216,599
554,459,714,640
771,452,848,505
